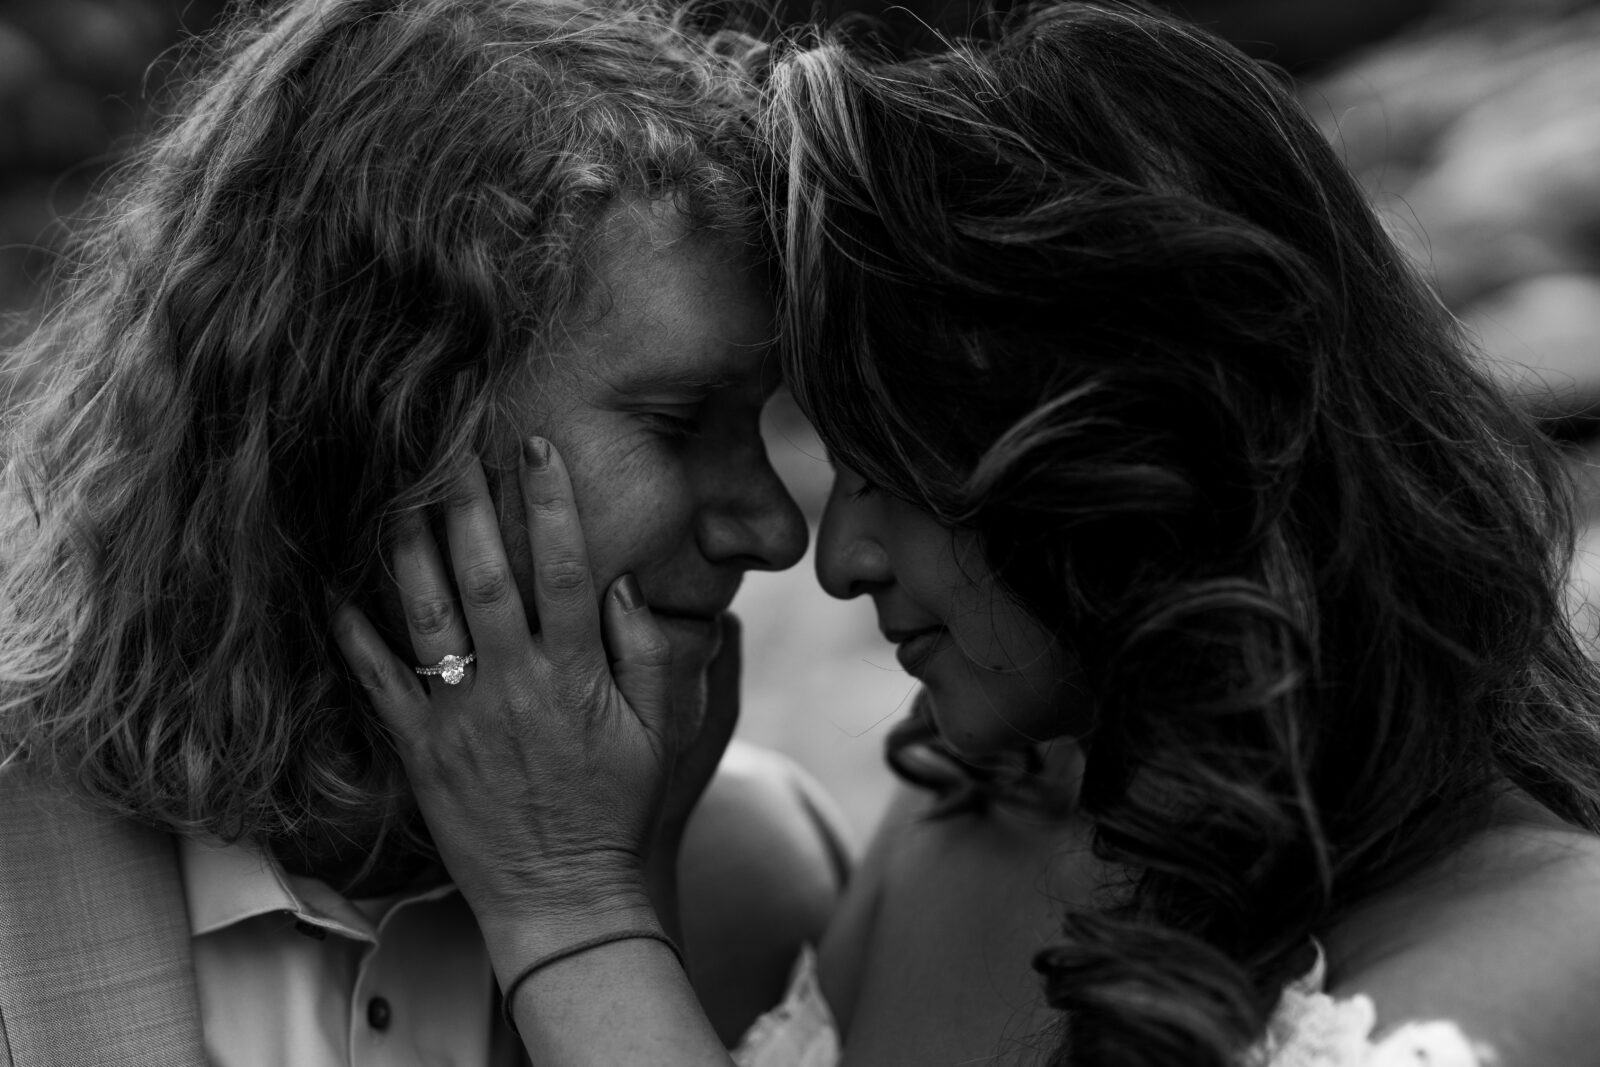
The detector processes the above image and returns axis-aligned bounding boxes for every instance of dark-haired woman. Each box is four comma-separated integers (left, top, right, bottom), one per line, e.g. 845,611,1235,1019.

336,3,1600,1064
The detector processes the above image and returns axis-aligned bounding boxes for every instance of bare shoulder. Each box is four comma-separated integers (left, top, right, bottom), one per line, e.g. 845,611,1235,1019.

677,740,855,1044
814,783,940,1032
836,788,1099,1065
1324,813,1600,1066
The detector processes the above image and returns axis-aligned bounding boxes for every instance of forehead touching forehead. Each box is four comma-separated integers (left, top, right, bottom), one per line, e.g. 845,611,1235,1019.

552,194,780,397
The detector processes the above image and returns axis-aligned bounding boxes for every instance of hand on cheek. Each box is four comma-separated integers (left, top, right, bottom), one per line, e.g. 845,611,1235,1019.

331,438,679,966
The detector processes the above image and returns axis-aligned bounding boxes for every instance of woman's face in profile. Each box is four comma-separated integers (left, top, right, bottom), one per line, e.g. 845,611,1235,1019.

814,462,1084,757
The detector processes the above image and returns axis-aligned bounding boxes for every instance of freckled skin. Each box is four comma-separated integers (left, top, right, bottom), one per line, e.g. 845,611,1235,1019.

491,198,807,740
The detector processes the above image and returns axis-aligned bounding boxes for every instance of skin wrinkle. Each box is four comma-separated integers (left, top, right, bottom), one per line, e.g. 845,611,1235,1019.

491,196,803,745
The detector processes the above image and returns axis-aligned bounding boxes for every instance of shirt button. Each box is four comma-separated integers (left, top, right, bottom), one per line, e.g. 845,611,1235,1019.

367,996,392,1031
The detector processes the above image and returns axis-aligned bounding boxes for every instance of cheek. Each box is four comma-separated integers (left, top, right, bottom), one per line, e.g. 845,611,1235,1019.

945,596,1078,734
565,441,697,583
940,573,1034,669
928,643,1076,754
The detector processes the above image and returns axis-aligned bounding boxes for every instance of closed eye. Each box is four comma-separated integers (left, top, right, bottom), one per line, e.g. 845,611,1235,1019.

638,410,701,440
828,457,880,502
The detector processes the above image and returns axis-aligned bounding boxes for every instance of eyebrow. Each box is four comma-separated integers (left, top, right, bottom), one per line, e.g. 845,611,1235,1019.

615,367,736,394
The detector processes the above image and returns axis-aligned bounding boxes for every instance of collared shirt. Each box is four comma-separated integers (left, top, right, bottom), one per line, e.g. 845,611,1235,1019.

179,836,521,1067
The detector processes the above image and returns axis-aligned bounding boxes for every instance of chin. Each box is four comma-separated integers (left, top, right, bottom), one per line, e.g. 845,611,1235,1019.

922,688,1015,761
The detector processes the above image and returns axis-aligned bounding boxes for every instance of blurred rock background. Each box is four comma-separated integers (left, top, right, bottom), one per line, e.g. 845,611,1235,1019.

1299,1,1600,650
2,0,1596,839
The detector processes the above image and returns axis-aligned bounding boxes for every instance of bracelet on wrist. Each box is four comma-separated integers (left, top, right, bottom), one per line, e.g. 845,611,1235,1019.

499,927,686,1034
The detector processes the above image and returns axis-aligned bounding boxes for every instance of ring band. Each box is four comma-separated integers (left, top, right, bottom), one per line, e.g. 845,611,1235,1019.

414,652,475,685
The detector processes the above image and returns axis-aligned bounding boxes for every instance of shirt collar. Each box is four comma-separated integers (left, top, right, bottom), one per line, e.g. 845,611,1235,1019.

178,835,457,942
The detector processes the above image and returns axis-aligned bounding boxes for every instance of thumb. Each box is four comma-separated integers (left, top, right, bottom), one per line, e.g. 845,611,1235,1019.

601,573,674,745
701,611,742,753
669,611,741,801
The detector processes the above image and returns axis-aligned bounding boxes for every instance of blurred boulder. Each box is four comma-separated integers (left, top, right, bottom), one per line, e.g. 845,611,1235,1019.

1307,4,1600,642
1310,6,1600,370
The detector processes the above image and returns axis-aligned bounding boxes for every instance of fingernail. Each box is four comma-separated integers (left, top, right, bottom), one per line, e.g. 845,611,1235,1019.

616,573,644,612
523,436,550,470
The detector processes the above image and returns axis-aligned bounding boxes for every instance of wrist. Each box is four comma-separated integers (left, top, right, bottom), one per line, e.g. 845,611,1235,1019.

643,848,685,952
475,879,660,981
498,926,686,1034
459,845,648,919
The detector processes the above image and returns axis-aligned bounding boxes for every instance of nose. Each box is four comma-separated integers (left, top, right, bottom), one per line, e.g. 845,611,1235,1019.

815,475,892,599
697,442,809,572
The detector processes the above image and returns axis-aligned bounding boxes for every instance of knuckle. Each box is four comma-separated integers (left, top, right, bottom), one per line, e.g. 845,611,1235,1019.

405,595,456,637
363,656,397,691
351,662,387,696
353,655,411,703
443,483,479,509
527,488,570,518
538,556,590,598
458,561,513,607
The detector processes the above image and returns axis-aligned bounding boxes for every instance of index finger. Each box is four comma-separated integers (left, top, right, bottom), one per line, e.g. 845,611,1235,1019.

519,436,604,670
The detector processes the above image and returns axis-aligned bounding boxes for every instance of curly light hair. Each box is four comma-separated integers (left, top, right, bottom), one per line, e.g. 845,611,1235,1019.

0,0,766,876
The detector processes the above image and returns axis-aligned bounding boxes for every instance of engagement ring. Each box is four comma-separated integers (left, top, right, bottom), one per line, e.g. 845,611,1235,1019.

414,652,475,685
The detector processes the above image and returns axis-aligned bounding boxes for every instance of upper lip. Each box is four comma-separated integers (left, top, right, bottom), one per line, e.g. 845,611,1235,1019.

882,625,943,644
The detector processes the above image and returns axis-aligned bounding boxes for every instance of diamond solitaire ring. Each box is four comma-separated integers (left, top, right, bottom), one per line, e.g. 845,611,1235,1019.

414,652,475,685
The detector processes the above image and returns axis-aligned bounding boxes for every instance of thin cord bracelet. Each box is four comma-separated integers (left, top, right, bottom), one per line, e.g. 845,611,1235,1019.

500,927,686,1033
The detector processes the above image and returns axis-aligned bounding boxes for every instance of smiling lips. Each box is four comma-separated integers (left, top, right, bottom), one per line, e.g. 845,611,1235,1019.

884,625,945,674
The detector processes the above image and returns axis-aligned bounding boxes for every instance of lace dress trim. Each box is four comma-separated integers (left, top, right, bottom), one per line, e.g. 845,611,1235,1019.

731,943,1495,1067
1243,944,1496,1067
731,946,839,1067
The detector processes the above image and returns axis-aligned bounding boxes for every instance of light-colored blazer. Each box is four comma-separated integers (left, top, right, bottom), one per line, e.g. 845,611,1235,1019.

0,742,848,1066
0,762,208,1067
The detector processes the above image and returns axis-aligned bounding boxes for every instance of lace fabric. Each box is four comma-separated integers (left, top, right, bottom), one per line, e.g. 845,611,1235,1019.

732,943,1494,1067
1245,945,1495,1067
731,946,840,1067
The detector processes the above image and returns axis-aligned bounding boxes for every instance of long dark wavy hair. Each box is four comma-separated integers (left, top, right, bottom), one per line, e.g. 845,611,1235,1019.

0,0,765,880
763,3,1600,1062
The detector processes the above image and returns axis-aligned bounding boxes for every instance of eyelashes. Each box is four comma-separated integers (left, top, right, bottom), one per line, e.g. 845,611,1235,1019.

637,411,701,440
827,455,880,502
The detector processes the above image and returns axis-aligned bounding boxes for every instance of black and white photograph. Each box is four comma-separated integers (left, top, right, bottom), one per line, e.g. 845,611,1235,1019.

2,0,1599,1063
